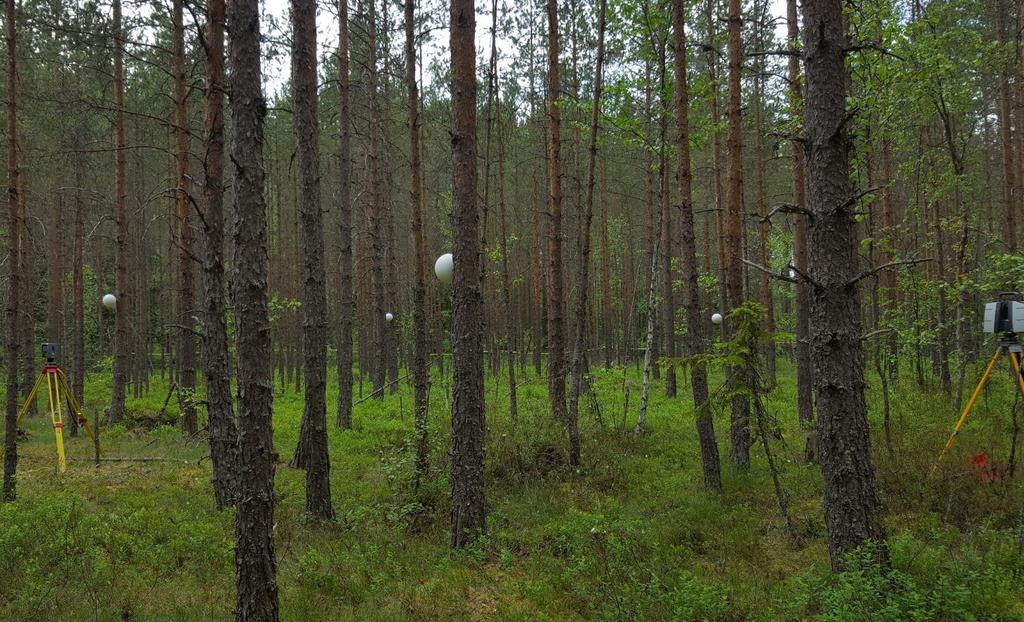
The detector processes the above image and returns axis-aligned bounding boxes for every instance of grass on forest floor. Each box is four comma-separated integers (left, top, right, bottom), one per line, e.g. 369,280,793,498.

2,355,1024,621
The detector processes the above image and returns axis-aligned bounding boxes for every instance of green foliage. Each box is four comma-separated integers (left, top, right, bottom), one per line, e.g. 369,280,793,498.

778,531,1023,621
5,364,1024,620
121,404,179,431
547,509,730,620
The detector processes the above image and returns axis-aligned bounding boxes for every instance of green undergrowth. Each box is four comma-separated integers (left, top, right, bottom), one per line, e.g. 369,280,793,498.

1,355,1024,620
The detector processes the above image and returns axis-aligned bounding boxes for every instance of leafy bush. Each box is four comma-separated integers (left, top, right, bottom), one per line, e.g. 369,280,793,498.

122,405,179,430
778,531,1024,621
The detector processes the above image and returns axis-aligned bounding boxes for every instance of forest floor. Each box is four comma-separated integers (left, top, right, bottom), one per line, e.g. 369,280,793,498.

2,358,1024,621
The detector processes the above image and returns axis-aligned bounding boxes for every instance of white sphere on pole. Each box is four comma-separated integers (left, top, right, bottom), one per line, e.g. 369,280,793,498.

711,313,723,325
102,294,117,310
385,312,394,322
434,253,454,283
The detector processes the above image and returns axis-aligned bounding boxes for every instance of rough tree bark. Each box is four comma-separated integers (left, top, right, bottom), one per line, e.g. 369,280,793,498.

804,0,888,571
674,0,722,491
600,155,612,368
568,0,606,465
367,0,386,398
997,0,1017,252
489,0,520,425
788,0,815,462
725,0,750,471
752,0,776,388
288,0,334,520
3,0,20,502
336,0,354,429
46,197,62,347
450,0,486,549
173,0,198,436
706,0,726,315
406,0,430,489
228,0,281,615
201,0,238,511
109,0,129,425
547,0,569,431
71,164,84,437
380,0,399,395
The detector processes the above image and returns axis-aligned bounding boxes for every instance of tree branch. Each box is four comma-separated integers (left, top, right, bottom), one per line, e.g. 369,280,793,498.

743,259,800,285
165,323,204,338
846,41,905,61
746,49,800,58
763,203,813,222
841,185,881,210
860,328,895,342
846,258,933,287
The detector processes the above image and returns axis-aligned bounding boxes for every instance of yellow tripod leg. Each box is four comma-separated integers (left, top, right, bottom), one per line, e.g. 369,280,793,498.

933,347,1002,473
15,371,46,427
56,369,97,448
47,372,67,473
1008,351,1024,402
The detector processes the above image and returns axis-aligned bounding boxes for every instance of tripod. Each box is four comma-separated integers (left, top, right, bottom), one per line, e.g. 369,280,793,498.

933,335,1024,472
17,355,98,472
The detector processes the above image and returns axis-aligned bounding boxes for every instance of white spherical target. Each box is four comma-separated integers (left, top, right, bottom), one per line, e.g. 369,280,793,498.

102,293,117,310
711,313,723,325
434,253,454,283
385,312,394,322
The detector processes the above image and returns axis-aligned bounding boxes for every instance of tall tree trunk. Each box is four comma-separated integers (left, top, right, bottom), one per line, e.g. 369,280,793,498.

380,0,399,395
201,0,238,511
336,0,354,429
532,172,545,377
997,0,1017,252
706,0,726,314
568,0,606,465
70,165,84,437
932,194,951,394
406,0,430,489
109,0,129,425
489,0,519,426
367,0,385,398
642,59,659,379
600,155,612,368
450,0,485,549
752,0,776,388
173,0,198,436
725,0,750,471
547,0,568,427
19,210,33,416
3,0,20,502
228,0,281,615
788,0,815,461
288,0,334,520
674,0,722,491
46,196,62,346
804,0,888,571
635,228,660,436
658,38,676,399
